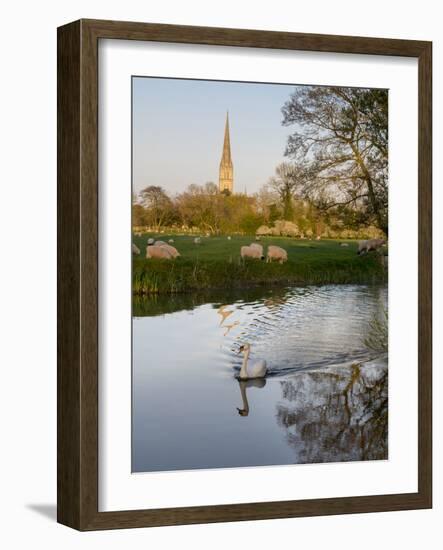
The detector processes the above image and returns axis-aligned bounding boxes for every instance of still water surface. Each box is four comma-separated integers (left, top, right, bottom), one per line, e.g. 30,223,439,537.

132,284,388,472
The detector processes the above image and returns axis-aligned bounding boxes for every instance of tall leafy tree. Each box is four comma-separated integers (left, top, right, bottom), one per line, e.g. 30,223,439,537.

139,185,173,230
268,162,306,220
282,86,388,234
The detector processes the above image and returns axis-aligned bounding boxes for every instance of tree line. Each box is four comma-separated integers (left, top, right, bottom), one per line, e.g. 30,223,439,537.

133,86,388,236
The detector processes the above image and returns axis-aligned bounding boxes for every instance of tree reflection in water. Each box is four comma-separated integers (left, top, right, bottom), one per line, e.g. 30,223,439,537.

276,362,388,463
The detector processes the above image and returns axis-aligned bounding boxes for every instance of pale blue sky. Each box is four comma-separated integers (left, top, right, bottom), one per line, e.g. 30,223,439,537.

132,77,300,195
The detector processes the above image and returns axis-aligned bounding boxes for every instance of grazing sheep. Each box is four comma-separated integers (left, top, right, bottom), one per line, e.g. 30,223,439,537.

154,240,167,246
249,243,264,256
357,238,386,255
227,236,231,240
132,243,140,255
157,243,180,258
241,245,264,260
194,237,201,244
168,239,174,244
340,242,349,247
146,245,173,259
147,238,155,245
255,235,261,241
316,236,321,240
266,245,288,264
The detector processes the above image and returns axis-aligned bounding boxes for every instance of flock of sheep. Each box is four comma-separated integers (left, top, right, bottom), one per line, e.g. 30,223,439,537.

132,236,386,263
240,243,288,264
132,237,289,264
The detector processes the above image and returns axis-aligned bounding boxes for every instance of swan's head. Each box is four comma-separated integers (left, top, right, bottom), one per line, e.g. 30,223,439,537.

238,343,250,354
236,407,249,417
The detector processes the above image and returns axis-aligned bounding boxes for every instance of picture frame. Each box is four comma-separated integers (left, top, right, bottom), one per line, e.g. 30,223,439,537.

57,18,432,530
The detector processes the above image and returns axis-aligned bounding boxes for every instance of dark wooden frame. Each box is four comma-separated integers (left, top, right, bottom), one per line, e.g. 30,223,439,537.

57,18,432,530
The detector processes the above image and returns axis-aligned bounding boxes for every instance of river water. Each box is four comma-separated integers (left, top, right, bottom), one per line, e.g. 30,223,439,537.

132,284,388,472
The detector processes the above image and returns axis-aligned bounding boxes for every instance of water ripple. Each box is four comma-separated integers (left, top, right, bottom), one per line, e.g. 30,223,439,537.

219,284,387,376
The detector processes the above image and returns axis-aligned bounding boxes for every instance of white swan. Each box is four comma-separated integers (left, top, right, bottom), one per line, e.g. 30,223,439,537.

238,343,268,380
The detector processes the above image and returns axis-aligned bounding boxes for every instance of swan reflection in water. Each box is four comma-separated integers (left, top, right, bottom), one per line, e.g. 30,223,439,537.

234,356,387,462
236,378,266,417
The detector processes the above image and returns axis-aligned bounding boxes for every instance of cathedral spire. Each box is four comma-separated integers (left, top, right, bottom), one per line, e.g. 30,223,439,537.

222,111,231,163
219,111,234,194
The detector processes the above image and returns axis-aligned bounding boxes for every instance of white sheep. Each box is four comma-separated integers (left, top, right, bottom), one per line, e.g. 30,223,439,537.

147,238,155,245
241,245,264,260
357,238,386,255
168,239,174,244
157,243,180,258
154,240,167,246
340,242,349,247
146,245,173,259
132,243,140,255
316,236,321,240
266,245,288,264
249,243,264,256
255,235,261,241
227,236,231,240
194,237,201,244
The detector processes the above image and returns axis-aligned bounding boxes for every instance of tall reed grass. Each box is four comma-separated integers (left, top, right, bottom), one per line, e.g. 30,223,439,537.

133,255,386,295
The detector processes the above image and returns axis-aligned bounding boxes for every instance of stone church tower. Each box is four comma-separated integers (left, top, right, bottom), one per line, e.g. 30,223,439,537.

219,112,234,194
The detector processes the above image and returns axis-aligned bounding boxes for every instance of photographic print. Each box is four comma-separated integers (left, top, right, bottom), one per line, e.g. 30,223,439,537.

131,77,388,473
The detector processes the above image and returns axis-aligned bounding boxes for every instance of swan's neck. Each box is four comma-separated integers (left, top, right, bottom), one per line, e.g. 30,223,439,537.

240,348,250,379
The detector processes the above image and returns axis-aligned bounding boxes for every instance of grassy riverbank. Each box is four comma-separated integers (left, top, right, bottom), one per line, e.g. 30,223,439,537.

132,234,386,294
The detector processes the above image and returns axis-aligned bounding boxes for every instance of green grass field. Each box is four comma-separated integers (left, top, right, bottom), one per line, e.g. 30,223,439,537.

132,234,386,294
